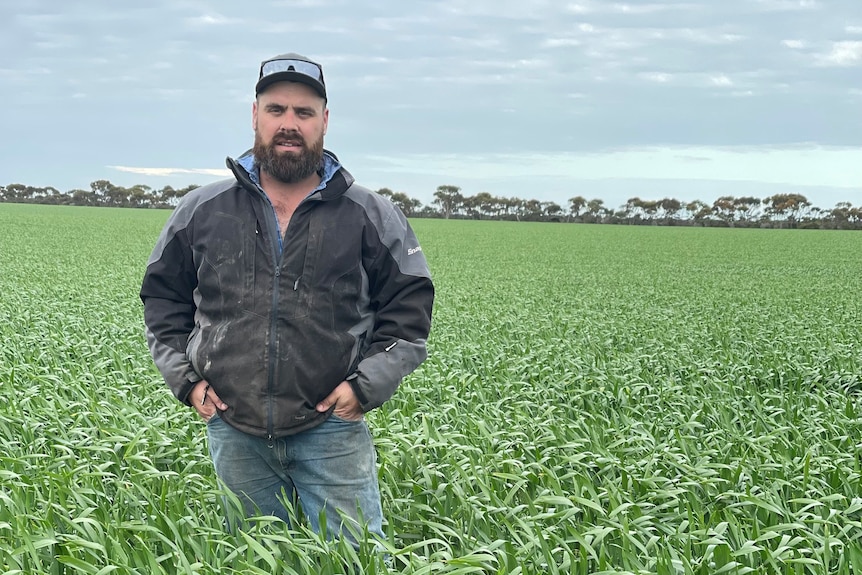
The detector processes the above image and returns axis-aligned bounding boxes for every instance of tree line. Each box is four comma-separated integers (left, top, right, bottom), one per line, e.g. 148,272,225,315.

2,180,860,230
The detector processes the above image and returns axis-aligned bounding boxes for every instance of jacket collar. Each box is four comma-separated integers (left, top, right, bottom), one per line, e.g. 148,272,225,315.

226,148,354,200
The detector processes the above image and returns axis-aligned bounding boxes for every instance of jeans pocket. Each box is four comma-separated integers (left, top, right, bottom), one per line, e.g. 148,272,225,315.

329,412,364,424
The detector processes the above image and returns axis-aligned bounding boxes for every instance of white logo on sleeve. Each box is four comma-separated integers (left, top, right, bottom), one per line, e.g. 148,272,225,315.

407,246,423,256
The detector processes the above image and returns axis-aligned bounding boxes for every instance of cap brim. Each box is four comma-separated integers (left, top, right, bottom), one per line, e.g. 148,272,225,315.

255,72,326,99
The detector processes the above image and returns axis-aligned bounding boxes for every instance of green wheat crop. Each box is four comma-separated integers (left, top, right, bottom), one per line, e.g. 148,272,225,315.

1,203,860,574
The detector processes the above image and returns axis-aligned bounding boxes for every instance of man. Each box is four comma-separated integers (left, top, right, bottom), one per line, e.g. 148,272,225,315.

140,53,434,545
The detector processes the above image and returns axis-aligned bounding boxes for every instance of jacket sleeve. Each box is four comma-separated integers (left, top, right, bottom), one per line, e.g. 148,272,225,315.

140,209,201,404
350,201,434,411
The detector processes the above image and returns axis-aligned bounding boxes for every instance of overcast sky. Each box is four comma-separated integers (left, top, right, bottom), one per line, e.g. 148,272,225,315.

2,0,860,210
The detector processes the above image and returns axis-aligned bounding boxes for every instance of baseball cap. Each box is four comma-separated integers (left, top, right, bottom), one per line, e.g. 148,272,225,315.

255,53,326,100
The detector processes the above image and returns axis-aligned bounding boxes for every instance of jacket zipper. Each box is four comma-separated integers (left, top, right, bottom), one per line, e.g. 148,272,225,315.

265,211,281,443
263,195,313,441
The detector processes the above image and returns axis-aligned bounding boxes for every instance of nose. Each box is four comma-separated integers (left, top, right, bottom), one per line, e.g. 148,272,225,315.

278,110,300,132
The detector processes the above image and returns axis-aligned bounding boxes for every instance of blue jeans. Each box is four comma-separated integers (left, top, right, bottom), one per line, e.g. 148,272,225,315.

206,412,384,545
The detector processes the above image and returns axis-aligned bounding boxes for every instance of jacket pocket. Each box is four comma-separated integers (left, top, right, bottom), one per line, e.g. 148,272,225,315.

197,212,256,313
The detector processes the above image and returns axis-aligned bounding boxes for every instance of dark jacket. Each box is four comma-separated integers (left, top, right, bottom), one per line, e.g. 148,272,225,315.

140,151,434,438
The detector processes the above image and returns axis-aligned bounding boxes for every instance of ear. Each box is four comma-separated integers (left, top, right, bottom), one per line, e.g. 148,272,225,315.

322,107,329,136
252,100,258,131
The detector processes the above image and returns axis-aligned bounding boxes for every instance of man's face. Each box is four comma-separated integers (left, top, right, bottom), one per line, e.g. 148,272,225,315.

252,82,329,184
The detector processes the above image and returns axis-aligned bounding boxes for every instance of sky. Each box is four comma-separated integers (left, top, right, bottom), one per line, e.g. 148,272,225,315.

2,0,861,211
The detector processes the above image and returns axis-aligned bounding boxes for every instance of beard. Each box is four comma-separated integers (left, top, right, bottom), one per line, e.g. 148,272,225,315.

253,130,324,184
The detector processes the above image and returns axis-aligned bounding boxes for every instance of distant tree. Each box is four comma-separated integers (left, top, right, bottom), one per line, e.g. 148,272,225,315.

107,185,132,207
489,195,507,219
375,187,394,199
461,192,498,220
417,205,439,218
89,180,116,206
802,206,823,229
586,198,606,223
473,192,496,219
732,196,761,224
543,201,563,220
128,184,152,208
462,194,481,219
71,189,96,206
41,187,64,205
432,185,463,219
609,209,628,224
625,197,644,222
522,199,543,220
389,191,422,217
658,198,682,224
640,200,659,223
763,194,811,228
157,186,172,206
685,200,712,225
28,186,53,202
829,202,853,229
5,184,28,202
503,197,522,220
712,196,736,226
568,195,587,220
785,194,812,227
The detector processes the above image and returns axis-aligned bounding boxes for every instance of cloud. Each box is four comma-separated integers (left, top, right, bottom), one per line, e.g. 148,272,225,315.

109,166,231,177
543,38,582,48
753,0,819,11
611,2,700,14
817,41,862,66
362,145,862,190
185,13,236,26
636,72,742,89
566,1,700,14
640,72,673,83
368,15,435,31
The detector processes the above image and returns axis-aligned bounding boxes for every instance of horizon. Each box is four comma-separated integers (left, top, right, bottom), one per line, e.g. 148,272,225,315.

2,179,857,218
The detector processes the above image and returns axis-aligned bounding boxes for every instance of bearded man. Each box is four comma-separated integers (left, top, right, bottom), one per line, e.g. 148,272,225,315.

140,53,434,547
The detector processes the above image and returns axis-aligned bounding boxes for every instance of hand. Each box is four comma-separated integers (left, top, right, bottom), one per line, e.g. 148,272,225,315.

316,381,363,421
193,380,228,421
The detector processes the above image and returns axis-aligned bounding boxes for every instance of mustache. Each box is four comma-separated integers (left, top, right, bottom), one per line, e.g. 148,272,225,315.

273,131,305,146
